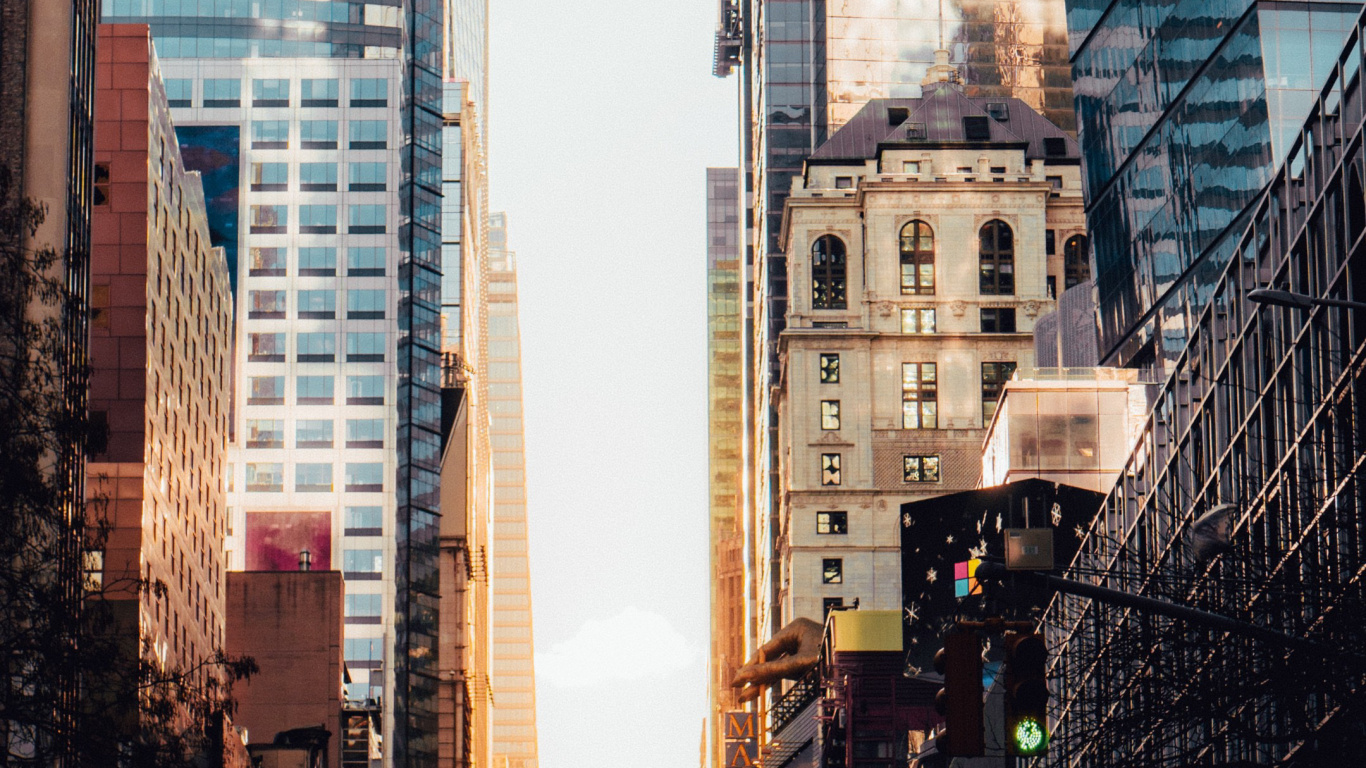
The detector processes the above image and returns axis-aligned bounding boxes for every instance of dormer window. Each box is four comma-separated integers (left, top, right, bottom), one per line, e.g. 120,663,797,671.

985,102,1009,121
963,115,991,141
1044,137,1067,157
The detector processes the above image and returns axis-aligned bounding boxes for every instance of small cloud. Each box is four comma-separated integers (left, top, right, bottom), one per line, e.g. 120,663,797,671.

535,606,696,689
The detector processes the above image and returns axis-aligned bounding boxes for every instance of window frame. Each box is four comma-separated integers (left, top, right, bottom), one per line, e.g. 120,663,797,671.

811,234,848,310
979,219,1015,295
902,362,938,429
817,511,848,535
1064,234,1091,290
899,219,936,295
903,454,942,483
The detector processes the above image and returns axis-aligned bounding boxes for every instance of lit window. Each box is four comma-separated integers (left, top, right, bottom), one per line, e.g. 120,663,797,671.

817,511,848,535
822,558,843,584
980,307,1017,333
903,455,941,483
819,353,840,383
982,362,1017,424
902,362,938,429
899,220,934,295
901,308,936,333
812,235,847,310
1064,234,1091,289
821,400,841,430
979,219,1015,295
820,453,841,486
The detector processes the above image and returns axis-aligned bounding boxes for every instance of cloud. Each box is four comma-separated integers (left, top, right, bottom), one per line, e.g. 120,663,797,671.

535,606,697,689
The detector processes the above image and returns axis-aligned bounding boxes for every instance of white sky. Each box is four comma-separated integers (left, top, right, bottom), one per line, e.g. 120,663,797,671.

488,1,739,765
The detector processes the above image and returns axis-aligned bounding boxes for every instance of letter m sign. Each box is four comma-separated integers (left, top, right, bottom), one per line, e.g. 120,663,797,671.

723,712,755,741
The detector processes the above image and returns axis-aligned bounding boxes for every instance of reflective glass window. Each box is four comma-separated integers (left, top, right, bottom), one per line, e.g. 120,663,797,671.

900,220,935,294
295,463,333,492
812,235,847,309
297,375,334,405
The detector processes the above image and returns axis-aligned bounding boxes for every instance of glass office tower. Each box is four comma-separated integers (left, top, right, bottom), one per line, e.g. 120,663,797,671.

99,3,444,765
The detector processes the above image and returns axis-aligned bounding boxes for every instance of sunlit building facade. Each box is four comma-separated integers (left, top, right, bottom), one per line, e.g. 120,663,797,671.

98,3,445,764
86,20,233,744
705,167,746,768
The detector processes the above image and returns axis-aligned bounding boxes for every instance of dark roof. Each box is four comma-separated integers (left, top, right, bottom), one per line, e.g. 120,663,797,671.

808,83,1080,163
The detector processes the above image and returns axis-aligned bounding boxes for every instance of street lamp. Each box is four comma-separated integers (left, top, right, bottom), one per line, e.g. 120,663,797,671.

1247,288,1366,312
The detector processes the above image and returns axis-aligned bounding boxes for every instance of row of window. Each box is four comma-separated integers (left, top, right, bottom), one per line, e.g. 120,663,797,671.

251,161,387,192
168,77,389,109
248,119,388,150
250,246,386,277
816,355,1017,427
247,374,385,405
248,289,386,320
817,453,941,485
244,418,386,449
899,306,1017,333
249,204,388,234
810,223,1090,309
247,332,388,363
243,462,384,493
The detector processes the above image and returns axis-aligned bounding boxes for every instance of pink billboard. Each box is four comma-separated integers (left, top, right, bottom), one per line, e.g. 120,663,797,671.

245,511,332,571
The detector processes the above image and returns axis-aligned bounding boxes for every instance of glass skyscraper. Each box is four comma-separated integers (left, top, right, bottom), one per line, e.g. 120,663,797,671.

99,3,445,765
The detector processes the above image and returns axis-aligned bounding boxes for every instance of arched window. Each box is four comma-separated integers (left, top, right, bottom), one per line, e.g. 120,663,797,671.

812,235,847,310
979,219,1014,295
1064,234,1090,290
899,220,935,295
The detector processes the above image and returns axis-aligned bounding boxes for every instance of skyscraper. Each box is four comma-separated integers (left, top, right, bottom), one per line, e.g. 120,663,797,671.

98,4,445,764
705,167,746,768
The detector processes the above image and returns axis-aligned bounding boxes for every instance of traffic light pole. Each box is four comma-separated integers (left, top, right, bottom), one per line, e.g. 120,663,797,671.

974,561,1342,660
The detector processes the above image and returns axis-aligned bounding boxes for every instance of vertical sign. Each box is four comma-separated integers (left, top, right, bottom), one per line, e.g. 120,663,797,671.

723,711,757,767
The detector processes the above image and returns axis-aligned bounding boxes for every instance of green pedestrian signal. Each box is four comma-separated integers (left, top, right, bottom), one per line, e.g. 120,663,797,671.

1003,631,1049,756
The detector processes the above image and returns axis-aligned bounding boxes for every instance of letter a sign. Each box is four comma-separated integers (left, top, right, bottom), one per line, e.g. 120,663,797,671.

724,742,758,767
723,712,755,741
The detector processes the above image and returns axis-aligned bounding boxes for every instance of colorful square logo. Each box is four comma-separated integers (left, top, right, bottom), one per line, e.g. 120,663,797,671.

954,558,982,598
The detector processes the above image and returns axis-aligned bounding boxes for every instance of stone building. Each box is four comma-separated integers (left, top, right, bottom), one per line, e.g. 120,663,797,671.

774,72,1086,624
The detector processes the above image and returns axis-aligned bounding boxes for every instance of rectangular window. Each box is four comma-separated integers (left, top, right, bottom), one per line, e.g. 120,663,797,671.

821,400,840,430
203,78,240,108
248,375,284,405
350,120,387,149
347,375,385,405
298,204,336,234
348,246,386,276
296,420,333,448
902,160,920,173
344,638,383,666
347,332,385,362
902,362,938,429
342,548,383,577
981,307,1017,333
349,204,386,234
299,162,337,191
245,462,283,492
344,506,383,534
835,176,853,189
298,246,336,276
348,289,386,319
345,463,385,492
823,597,844,616
344,593,382,623
252,78,289,107
981,362,1017,424
298,289,336,319
250,162,287,191
819,353,839,383
295,462,333,492
820,453,841,486
349,162,387,191
248,332,284,362
817,511,848,534
350,78,388,107
346,418,385,448
901,308,936,333
1045,229,1056,255
822,558,843,584
297,332,335,363
164,78,192,108
248,290,285,319
301,78,339,107
245,419,283,449
248,204,286,233
300,119,338,149
903,455,941,483
297,375,334,405
250,120,288,149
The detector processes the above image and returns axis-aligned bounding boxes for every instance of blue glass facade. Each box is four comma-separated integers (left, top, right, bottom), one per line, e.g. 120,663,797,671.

1070,0,1360,365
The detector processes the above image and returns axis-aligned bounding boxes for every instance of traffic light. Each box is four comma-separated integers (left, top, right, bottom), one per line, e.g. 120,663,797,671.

933,629,983,757
1003,631,1049,756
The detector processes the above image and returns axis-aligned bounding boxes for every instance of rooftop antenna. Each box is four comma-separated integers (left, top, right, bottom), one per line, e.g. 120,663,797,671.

922,0,960,88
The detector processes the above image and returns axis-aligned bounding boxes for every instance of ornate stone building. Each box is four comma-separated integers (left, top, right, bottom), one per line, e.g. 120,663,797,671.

774,74,1086,625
